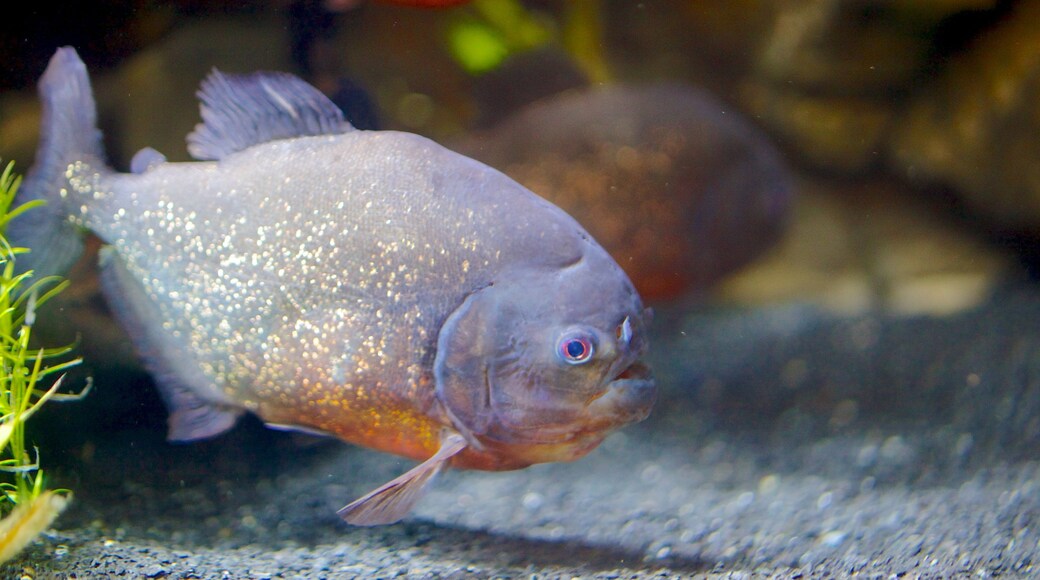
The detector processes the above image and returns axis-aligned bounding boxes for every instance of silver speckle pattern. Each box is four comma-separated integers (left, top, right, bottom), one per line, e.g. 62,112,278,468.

73,132,593,460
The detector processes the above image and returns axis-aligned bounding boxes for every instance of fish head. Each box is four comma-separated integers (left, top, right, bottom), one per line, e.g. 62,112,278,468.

434,246,655,465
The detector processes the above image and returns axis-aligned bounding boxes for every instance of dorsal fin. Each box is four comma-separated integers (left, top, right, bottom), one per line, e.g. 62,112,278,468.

186,69,353,161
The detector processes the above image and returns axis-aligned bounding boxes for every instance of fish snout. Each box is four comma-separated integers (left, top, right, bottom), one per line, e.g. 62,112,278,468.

591,361,656,425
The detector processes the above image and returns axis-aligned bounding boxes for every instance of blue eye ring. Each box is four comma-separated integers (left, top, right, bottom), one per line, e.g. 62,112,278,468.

558,332,595,365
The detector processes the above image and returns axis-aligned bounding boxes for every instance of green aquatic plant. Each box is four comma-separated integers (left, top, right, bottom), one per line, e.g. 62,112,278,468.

446,0,553,74
0,160,86,563
445,0,613,81
561,0,611,84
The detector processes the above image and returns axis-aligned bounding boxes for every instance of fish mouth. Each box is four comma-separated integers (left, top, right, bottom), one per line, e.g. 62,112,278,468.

462,359,656,448
610,360,652,384
589,360,656,424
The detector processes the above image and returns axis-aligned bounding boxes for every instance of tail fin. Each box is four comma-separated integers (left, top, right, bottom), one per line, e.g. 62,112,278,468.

8,47,107,278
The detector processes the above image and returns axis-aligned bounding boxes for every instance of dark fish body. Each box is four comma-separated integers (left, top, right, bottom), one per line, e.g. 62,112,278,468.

458,84,792,301
14,48,654,524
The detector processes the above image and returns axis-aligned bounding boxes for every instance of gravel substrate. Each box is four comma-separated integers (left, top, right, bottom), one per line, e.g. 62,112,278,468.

5,282,1040,578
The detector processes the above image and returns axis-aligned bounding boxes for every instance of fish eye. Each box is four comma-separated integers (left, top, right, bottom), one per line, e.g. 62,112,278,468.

616,316,633,345
557,331,595,365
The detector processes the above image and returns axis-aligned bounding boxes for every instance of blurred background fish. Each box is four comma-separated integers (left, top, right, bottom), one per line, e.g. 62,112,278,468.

457,82,792,301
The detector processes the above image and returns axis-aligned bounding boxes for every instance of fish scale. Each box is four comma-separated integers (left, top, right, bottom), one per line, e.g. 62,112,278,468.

13,47,656,525
98,136,519,445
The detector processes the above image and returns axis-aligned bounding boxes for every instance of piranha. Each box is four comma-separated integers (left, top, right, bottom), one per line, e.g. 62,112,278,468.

457,84,792,302
13,48,655,525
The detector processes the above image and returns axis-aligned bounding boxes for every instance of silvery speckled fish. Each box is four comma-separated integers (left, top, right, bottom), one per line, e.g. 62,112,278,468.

13,48,655,525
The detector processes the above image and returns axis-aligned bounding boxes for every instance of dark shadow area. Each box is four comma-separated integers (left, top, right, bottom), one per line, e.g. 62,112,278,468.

391,520,710,575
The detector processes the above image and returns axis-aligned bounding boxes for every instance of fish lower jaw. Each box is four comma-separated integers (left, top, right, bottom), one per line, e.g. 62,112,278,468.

449,433,608,471
595,362,656,424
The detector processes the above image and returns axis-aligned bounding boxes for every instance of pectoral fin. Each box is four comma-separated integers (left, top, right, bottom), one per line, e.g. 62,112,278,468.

337,432,467,526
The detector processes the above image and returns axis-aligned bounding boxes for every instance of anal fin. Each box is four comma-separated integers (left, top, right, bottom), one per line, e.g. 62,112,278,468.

338,432,467,526
98,248,243,442
165,387,241,442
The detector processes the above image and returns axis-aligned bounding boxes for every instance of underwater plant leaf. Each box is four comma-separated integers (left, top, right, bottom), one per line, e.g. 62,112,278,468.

448,19,510,74
33,374,90,401
0,272,35,298
0,159,84,528
26,344,80,362
446,0,553,75
0,163,22,222
12,277,71,327
562,0,611,83
0,490,69,564
0,448,38,474
0,426,11,458
0,200,46,235
473,0,552,48
28,357,83,379
17,373,70,425
0,358,79,458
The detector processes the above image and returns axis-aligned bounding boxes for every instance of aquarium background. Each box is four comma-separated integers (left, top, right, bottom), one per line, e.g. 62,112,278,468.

1,1,1038,577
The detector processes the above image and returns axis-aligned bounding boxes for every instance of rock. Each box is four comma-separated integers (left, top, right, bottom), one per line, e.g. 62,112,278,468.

740,81,891,172
714,177,1014,316
739,0,999,173
890,0,1040,232
605,0,779,93
754,0,939,93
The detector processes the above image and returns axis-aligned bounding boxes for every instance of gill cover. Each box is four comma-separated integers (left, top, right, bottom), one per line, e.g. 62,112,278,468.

432,265,649,448
434,283,499,441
